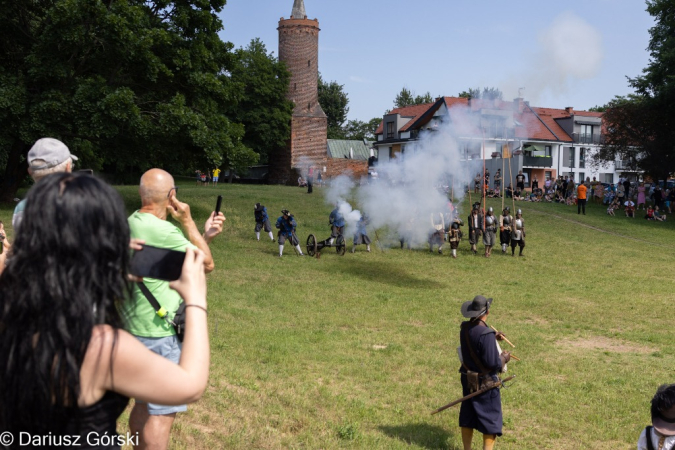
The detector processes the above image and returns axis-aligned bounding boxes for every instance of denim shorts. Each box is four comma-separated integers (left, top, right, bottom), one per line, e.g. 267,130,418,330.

134,335,187,415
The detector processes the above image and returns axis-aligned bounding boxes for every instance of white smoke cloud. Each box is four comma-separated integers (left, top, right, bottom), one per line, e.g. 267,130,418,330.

502,11,604,102
324,106,482,248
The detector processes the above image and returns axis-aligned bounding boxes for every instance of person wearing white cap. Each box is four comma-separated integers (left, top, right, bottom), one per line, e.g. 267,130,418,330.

638,384,675,450
12,138,78,231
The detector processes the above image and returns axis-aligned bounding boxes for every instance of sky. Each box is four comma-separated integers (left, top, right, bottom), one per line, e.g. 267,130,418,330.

218,0,655,123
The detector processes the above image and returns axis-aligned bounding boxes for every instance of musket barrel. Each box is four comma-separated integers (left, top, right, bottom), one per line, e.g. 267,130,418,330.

430,375,516,415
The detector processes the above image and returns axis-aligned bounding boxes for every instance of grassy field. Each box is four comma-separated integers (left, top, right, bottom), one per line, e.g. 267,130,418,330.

2,181,674,449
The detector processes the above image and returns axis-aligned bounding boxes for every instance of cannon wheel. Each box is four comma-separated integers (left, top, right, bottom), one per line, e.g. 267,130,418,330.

335,234,346,255
306,234,317,257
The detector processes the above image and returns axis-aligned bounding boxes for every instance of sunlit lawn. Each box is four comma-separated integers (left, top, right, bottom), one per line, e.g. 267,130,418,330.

1,181,673,449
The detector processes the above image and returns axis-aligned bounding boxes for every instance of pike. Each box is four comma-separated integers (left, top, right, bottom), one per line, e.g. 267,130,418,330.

430,375,516,416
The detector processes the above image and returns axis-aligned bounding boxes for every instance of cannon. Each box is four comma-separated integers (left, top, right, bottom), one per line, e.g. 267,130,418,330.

306,233,346,257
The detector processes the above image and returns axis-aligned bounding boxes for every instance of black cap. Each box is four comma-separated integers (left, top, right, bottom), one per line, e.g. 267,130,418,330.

281,209,290,216
461,295,493,318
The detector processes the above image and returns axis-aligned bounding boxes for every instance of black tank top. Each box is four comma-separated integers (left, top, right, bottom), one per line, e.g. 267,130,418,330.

62,391,130,449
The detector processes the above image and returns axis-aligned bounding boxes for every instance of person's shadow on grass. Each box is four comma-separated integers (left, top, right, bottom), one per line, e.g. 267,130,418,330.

379,423,461,450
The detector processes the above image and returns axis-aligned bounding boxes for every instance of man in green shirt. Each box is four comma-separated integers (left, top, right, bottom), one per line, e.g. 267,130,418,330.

123,168,224,449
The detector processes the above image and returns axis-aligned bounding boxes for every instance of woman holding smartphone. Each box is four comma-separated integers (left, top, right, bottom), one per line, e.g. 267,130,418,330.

0,172,210,449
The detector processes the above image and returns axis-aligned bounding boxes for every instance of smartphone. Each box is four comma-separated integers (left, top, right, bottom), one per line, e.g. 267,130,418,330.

129,245,186,281
215,195,223,215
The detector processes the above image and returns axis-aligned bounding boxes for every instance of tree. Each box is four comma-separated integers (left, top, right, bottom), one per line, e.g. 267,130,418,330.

0,0,252,200
588,105,607,112
458,87,503,100
394,87,434,108
594,0,675,181
342,117,382,141
318,74,349,139
228,39,294,165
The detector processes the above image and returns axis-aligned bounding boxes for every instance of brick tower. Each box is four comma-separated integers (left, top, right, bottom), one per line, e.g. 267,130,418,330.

270,0,327,184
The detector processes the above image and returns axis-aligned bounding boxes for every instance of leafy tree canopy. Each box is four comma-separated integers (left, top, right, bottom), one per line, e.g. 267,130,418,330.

458,87,503,100
228,38,294,165
342,118,382,141
318,74,349,139
394,87,433,108
594,0,675,181
0,0,256,199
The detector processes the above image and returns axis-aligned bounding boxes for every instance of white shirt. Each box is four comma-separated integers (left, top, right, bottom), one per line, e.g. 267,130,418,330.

638,427,675,450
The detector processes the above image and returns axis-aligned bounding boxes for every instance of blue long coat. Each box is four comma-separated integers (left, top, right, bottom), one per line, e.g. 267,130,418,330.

458,321,504,436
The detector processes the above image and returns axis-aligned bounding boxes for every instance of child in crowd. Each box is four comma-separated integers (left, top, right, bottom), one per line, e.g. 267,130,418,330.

625,200,636,218
565,195,577,206
607,199,618,216
654,205,667,221
646,205,655,220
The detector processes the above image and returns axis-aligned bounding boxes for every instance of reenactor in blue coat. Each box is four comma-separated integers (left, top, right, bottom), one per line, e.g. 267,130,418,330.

328,204,345,245
351,213,371,253
275,209,304,257
254,203,275,242
459,295,511,450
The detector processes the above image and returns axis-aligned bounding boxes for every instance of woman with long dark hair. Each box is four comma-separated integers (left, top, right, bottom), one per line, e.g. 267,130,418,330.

0,172,209,448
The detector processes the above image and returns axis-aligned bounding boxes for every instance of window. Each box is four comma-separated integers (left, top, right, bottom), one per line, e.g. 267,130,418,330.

386,122,395,139
580,125,593,143
579,172,585,183
545,145,552,157
601,173,613,184
545,171,552,181
563,147,575,168
579,148,586,168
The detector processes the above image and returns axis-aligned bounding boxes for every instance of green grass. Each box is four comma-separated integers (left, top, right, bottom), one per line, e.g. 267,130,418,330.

2,182,674,449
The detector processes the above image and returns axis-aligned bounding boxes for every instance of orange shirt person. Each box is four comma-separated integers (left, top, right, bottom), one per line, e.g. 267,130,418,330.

577,183,588,215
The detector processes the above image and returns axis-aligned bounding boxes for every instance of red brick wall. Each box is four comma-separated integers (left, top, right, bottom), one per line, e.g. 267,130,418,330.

325,159,369,179
278,19,320,113
270,16,328,185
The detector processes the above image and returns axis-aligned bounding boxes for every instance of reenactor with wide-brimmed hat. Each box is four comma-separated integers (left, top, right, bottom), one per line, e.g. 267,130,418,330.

254,203,275,242
275,209,304,257
458,295,511,450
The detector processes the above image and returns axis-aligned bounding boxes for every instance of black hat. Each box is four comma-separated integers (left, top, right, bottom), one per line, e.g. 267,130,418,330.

281,209,290,216
472,202,481,211
254,203,264,212
461,295,493,318
652,384,675,436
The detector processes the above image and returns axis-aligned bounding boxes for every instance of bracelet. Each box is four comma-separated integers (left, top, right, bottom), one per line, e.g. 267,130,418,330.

185,304,208,314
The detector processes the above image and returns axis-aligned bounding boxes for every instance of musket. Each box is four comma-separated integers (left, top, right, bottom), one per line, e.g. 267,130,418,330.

430,375,516,415
490,324,515,348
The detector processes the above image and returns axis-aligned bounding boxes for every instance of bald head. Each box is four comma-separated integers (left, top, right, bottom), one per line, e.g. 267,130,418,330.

139,169,175,206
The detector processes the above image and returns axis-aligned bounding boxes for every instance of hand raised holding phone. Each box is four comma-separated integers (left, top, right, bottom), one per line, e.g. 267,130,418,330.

204,195,225,243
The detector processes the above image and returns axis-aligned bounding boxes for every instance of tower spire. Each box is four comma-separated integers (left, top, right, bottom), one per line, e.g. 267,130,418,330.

291,0,306,19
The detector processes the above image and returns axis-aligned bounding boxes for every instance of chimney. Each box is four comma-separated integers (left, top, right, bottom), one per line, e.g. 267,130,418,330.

514,97,524,113
565,106,574,115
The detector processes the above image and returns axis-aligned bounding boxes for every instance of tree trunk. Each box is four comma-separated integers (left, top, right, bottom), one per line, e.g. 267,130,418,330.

228,169,234,184
0,140,29,203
